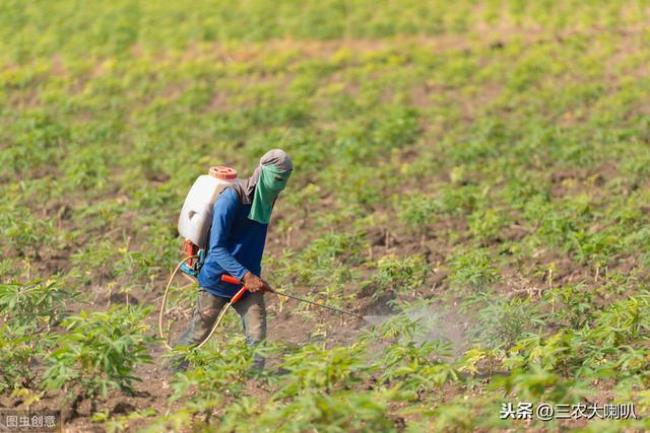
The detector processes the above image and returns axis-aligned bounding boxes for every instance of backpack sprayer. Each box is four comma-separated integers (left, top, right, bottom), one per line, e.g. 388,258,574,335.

159,165,238,349
159,165,363,351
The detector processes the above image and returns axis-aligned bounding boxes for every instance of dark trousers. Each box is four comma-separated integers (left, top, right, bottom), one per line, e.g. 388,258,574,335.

175,289,267,369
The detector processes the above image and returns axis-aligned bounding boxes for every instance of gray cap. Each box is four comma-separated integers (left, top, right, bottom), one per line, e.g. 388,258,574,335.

260,148,293,173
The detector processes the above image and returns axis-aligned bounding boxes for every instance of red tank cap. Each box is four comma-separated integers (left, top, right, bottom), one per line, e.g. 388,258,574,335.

209,166,238,180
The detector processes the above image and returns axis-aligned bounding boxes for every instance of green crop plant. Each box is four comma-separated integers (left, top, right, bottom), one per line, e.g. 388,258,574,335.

497,365,590,404
70,240,122,284
504,331,576,375
396,193,440,235
587,291,649,348
0,112,69,177
148,339,261,429
471,296,542,349
448,248,500,290
468,208,511,244
370,105,420,151
0,324,40,393
92,408,157,433
0,279,77,328
278,343,368,396
570,227,622,268
0,279,77,392
0,200,63,258
367,254,428,299
219,388,399,433
270,231,364,297
377,339,458,391
369,312,421,343
169,337,255,401
61,145,110,190
42,305,154,412
545,284,596,329
323,163,391,207
301,231,366,267
437,183,484,216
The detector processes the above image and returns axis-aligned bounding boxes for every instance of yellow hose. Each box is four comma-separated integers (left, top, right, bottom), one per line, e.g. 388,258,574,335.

158,255,197,350
158,255,237,351
195,298,233,349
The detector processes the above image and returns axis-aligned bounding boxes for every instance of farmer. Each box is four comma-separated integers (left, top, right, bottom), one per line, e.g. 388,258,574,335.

174,149,292,370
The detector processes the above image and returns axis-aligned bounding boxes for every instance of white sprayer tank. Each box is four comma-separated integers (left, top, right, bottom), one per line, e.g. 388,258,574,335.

178,166,238,249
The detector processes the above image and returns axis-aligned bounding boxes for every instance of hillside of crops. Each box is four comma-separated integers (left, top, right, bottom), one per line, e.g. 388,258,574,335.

1,1,649,432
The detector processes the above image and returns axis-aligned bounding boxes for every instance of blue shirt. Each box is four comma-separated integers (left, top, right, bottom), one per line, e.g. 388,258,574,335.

198,187,269,298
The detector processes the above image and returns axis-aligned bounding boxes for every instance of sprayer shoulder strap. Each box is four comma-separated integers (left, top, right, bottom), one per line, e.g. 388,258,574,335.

229,183,249,205
210,186,245,237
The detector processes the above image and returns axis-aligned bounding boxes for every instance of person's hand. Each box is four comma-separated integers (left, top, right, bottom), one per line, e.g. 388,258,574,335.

242,272,265,293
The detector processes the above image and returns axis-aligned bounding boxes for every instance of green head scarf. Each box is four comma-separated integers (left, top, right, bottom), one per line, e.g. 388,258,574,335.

248,149,292,224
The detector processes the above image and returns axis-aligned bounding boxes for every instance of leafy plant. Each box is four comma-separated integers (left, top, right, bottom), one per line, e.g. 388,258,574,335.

0,324,40,393
226,389,399,433
278,343,368,396
42,305,154,410
0,279,77,328
468,208,510,243
368,254,428,299
169,337,255,402
0,279,76,392
471,296,541,349
378,339,458,392
546,284,595,329
397,193,440,234
448,248,500,289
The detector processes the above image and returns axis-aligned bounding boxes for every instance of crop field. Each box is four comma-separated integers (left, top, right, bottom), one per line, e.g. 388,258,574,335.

1,0,649,432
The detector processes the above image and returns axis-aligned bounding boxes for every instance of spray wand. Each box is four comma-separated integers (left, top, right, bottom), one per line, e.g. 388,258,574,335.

158,261,365,351
220,274,363,319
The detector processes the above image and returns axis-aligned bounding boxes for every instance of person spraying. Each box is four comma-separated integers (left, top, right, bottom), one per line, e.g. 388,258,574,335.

174,149,292,371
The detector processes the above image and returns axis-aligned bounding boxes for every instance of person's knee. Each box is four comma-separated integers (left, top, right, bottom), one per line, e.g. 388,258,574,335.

175,290,226,347
198,290,223,321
